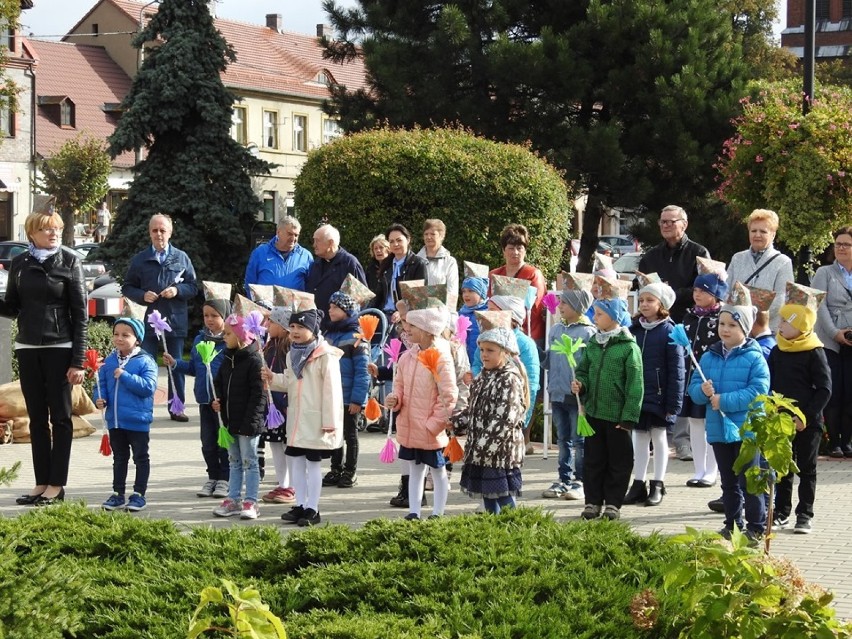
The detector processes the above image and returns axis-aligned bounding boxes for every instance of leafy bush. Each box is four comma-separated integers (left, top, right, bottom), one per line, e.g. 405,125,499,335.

294,127,573,280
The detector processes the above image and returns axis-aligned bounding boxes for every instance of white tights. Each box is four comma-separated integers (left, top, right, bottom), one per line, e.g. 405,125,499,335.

267,441,289,488
408,463,449,517
631,428,669,482
689,418,717,482
287,456,323,512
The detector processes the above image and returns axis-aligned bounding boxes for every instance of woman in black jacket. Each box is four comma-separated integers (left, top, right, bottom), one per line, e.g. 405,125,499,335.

365,234,390,300
1,212,88,506
372,223,428,326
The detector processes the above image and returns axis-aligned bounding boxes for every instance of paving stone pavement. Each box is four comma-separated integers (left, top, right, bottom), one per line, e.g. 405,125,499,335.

2,387,851,620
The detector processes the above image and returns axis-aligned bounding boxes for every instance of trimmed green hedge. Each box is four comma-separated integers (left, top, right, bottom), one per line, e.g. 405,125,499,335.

294,127,573,280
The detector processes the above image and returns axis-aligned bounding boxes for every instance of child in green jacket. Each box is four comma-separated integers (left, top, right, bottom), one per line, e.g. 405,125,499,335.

572,291,644,521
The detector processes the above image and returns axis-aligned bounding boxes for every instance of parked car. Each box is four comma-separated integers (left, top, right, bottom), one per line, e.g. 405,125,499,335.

73,242,101,260
87,280,124,319
600,235,640,257
0,241,106,287
613,251,643,280
0,241,28,271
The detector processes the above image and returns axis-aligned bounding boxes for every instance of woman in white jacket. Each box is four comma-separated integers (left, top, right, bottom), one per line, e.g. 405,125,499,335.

417,219,459,305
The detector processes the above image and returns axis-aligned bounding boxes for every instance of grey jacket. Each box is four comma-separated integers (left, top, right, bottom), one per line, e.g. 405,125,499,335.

727,246,794,331
416,245,459,303
812,263,852,354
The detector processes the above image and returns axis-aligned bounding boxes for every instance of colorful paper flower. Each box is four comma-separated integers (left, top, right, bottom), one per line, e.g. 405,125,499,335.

365,397,382,422
379,437,398,464
455,315,472,345
443,436,464,463
84,348,101,376
195,341,217,365
355,314,380,345
542,292,560,315
244,310,267,341
551,334,586,369
383,338,403,364
147,310,172,337
417,347,441,377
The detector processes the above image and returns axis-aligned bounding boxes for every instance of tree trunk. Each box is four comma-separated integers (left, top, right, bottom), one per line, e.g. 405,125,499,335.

61,208,75,248
578,193,605,273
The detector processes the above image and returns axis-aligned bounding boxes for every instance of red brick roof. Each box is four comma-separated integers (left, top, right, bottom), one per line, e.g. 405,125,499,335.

104,0,368,98
29,39,135,168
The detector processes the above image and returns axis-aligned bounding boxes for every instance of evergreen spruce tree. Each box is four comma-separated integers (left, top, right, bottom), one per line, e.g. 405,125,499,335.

104,0,272,286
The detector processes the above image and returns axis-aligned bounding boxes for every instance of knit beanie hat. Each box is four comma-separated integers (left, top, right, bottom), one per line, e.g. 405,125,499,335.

406,306,450,337
779,303,816,336
560,288,593,315
269,306,291,331
490,294,526,325
290,308,323,336
694,273,729,301
329,291,360,317
639,282,676,311
203,298,231,320
593,297,629,327
720,305,756,337
114,317,145,343
477,327,520,356
461,276,488,301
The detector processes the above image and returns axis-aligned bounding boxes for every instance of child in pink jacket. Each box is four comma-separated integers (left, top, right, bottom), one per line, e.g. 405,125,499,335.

386,305,459,520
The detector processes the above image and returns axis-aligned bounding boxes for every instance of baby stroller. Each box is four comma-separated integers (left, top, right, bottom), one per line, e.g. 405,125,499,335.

356,308,392,432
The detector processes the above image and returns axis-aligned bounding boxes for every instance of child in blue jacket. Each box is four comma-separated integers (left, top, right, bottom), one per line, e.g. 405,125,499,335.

459,276,489,365
96,317,159,512
688,285,770,543
165,298,230,499
322,291,371,488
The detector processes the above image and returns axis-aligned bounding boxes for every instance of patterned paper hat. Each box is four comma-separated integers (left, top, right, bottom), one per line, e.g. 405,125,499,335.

593,274,629,300
401,282,448,310
696,256,728,279
339,273,376,306
744,285,777,313
562,272,594,292
463,260,490,279
490,273,529,300
247,284,273,305
593,252,613,273
272,286,316,311
721,282,756,335
725,281,752,307
474,309,513,331
635,272,662,288
203,280,232,301
232,293,267,318
397,280,426,301
121,297,147,321
785,281,826,313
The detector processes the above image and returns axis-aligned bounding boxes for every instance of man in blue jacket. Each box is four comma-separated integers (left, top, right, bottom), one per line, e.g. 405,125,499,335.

122,214,198,422
244,216,314,295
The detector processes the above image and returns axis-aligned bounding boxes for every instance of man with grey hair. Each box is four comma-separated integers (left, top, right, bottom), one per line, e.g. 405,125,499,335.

244,215,314,294
637,205,710,462
305,223,367,331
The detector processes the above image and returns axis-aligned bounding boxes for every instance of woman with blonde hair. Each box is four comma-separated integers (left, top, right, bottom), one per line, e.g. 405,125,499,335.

366,234,390,300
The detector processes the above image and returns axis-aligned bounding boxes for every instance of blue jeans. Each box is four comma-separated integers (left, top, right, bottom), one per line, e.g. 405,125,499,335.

552,401,583,484
110,428,150,496
227,435,260,503
142,331,185,406
483,495,516,514
712,441,766,534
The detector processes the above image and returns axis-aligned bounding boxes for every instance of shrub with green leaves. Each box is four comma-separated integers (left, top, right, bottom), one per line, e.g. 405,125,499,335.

294,127,573,280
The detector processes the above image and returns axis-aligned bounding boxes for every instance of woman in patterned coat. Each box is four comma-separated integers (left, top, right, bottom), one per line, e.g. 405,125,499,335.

451,327,529,514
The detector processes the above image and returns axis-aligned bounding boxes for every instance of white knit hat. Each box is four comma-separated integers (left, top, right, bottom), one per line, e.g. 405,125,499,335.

406,306,450,337
477,327,519,356
639,282,676,311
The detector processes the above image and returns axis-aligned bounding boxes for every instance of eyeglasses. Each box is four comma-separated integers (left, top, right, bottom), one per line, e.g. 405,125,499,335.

659,219,685,226
39,227,63,234
835,242,852,250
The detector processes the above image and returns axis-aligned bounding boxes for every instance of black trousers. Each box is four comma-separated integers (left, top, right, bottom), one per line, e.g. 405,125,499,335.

583,416,633,508
199,404,229,480
825,349,852,449
331,411,360,472
17,348,74,486
110,428,150,496
775,426,822,520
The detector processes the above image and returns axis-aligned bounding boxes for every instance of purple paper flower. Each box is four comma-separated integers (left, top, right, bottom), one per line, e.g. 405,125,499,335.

147,310,172,337
244,310,267,341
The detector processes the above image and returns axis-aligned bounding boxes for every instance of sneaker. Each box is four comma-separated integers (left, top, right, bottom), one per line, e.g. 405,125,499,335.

844,446,852,458
771,514,790,531
707,497,725,513
297,508,321,527
743,529,762,547
829,446,844,458
404,513,420,521
212,480,229,498
581,504,601,520
197,479,217,498
562,482,585,500
280,505,305,523
542,482,568,498
213,498,242,517
676,445,693,461
102,493,126,511
602,505,621,520
717,527,733,541
169,412,189,422
424,473,434,491
262,487,296,504
322,470,342,487
794,516,812,534
337,472,357,488
427,514,441,520
240,501,259,520
126,493,147,512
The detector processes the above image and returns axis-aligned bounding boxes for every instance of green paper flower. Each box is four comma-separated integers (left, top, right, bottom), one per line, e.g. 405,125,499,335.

551,334,586,369
217,425,235,449
196,340,217,365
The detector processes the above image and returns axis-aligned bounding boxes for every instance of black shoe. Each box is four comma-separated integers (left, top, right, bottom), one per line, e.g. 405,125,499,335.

644,480,666,506
390,476,409,507
623,480,648,505
829,446,844,458
794,516,812,534
34,488,65,507
169,412,189,423
297,508,321,527
337,471,357,488
322,470,342,487
280,505,305,523
708,497,725,513
404,513,420,521
843,446,852,458
15,491,44,506
743,529,762,547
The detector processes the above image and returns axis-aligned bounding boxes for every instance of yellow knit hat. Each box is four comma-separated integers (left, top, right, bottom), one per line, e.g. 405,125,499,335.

779,303,816,335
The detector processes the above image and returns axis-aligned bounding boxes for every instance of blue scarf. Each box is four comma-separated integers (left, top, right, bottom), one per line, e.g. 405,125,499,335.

29,243,60,263
289,337,319,380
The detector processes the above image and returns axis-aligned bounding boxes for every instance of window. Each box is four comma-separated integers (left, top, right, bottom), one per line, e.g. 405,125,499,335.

0,24,14,54
317,72,330,85
231,106,247,145
92,23,99,37
60,100,75,128
322,118,341,144
816,0,830,19
293,114,307,152
263,110,278,149
0,104,13,137
845,0,852,18
263,191,276,222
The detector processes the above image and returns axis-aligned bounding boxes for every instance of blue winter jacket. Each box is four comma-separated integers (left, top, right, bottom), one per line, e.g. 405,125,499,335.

472,327,540,425
122,245,198,338
97,349,159,432
459,300,488,365
688,338,770,444
172,329,227,404
544,319,596,404
630,318,685,423
305,248,367,332
323,316,371,406
244,239,314,296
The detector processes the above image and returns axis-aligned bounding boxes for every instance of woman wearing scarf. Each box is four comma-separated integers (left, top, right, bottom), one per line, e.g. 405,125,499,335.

2,212,88,506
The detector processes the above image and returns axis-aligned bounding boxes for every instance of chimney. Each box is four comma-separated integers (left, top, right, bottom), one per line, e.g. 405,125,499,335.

266,14,282,32
316,23,332,38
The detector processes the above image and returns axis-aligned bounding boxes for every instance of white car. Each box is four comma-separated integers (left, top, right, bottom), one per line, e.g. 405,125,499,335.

87,281,124,319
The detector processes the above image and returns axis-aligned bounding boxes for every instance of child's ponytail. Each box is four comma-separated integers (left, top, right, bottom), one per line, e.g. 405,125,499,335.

512,355,531,412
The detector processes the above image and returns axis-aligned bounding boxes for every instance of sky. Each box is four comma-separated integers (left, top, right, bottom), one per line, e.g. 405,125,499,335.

23,0,786,41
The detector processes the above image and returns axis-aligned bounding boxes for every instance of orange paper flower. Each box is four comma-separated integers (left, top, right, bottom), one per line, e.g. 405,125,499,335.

443,436,464,463
417,348,441,377
364,397,382,422
355,314,380,344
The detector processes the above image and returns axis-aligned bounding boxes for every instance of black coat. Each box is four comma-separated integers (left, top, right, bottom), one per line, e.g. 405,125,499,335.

637,234,710,323
768,346,832,428
0,247,88,368
371,251,428,310
214,341,267,437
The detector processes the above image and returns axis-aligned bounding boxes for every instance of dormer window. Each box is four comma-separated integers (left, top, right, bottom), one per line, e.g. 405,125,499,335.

60,100,74,127
37,96,76,129
317,72,330,86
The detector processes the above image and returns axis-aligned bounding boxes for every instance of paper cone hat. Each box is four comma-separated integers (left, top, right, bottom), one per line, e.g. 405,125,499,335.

247,284,274,305
397,280,425,301
744,285,777,313
785,281,826,312
401,283,448,310
725,281,752,307
491,273,529,300
232,294,267,317
592,252,613,273
593,274,629,300
561,271,594,291
121,297,147,321
635,272,662,287
272,286,316,311
339,273,376,306
463,260,490,279
696,256,728,278
474,309,513,331
203,280,233,301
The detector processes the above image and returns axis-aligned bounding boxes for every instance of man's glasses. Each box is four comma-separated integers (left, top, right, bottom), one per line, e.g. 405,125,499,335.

659,219,684,226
